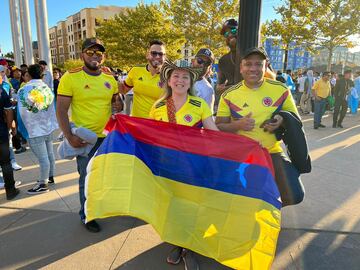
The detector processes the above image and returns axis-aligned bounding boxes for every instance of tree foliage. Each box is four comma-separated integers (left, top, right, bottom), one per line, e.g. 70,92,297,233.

161,0,238,58
63,59,83,71
96,4,185,70
264,0,360,71
264,0,313,70
308,0,360,70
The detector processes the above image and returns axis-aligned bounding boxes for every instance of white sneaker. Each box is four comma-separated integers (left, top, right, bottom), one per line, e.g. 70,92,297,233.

11,161,22,171
0,181,21,189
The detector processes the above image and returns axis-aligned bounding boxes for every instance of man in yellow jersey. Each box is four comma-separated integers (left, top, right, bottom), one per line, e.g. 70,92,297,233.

216,47,305,206
312,71,331,129
119,40,166,118
56,38,122,233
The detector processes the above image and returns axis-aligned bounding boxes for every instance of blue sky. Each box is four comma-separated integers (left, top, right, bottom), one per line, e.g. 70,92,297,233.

1,0,282,55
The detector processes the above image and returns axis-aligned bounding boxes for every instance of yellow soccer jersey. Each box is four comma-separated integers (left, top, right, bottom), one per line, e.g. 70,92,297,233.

149,96,212,127
57,67,118,137
124,65,165,118
217,79,299,153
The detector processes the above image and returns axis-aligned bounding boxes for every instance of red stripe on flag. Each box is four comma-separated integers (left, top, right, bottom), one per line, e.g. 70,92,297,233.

105,115,274,175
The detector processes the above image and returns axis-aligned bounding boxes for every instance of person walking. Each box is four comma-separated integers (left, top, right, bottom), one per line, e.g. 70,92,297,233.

17,64,58,194
332,70,354,128
312,72,331,129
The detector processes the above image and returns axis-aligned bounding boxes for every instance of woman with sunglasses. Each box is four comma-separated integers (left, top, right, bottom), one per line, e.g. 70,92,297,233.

149,60,218,270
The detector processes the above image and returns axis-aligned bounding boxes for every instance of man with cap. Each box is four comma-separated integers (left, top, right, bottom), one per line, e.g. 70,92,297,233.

39,60,53,90
217,19,238,91
192,48,215,112
57,37,123,233
118,40,166,118
216,47,298,152
216,47,304,206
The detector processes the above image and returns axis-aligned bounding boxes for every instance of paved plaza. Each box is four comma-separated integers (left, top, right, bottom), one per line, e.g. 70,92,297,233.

1,112,360,270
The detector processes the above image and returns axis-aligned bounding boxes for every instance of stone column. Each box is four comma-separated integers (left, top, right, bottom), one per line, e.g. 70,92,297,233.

34,0,52,71
19,0,34,65
9,0,22,66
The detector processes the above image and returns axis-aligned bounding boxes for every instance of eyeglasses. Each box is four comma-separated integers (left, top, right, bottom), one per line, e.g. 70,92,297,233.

84,50,104,57
150,51,165,57
224,28,237,38
196,58,210,66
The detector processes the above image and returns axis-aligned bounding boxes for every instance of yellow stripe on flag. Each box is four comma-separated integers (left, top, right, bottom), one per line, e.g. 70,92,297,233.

85,153,281,270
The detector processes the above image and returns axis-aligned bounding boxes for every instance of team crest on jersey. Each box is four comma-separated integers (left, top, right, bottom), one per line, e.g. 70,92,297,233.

158,81,164,88
262,97,273,107
184,114,193,123
104,82,111,89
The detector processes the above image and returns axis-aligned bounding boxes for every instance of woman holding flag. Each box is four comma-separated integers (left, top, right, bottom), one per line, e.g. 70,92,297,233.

149,59,218,270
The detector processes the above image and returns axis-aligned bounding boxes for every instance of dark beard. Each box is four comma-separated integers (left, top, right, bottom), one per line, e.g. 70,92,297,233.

84,61,99,71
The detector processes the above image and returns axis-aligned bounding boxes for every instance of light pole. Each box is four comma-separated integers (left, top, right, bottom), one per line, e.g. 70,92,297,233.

234,0,263,83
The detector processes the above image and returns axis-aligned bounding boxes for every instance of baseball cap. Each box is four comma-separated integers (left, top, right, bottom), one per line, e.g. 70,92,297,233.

220,19,238,35
82,37,105,52
195,48,215,63
242,47,269,60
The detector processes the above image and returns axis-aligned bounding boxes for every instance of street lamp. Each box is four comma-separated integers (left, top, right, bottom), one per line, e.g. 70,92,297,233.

234,0,263,83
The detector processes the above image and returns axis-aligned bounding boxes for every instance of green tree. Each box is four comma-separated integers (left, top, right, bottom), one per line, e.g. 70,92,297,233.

161,0,238,59
308,0,360,70
63,59,83,71
96,3,185,70
264,0,313,71
4,52,14,59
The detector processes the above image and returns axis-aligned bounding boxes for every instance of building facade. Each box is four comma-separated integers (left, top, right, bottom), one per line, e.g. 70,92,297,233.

48,5,126,65
312,46,360,68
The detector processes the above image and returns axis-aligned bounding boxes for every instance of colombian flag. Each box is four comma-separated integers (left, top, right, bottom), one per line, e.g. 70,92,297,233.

85,114,281,270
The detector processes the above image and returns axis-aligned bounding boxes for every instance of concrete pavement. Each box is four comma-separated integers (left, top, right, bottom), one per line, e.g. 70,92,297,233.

1,112,360,270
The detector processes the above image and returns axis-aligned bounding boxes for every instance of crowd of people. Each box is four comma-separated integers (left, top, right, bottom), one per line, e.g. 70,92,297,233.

1,18,360,270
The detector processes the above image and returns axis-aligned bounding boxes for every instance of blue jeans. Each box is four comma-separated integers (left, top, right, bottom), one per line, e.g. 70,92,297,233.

77,138,104,222
314,98,327,126
28,132,56,184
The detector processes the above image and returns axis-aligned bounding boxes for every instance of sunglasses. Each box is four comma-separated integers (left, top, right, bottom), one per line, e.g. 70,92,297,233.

224,28,237,38
150,51,165,57
85,50,104,57
196,58,210,66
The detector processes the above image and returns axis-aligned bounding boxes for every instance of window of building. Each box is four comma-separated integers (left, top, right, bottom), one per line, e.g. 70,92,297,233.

69,36,71,42
70,25,72,31
82,19,86,27
68,25,70,32
78,22,81,29
184,49,189,57
71,35,73,42
83,30,86,38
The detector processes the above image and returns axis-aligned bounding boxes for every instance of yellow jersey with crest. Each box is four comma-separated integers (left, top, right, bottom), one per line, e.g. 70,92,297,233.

149,95,212,127
217,79,299,153
57,67,118,137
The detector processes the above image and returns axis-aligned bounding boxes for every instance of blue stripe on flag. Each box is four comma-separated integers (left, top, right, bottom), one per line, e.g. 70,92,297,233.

96,131,281,209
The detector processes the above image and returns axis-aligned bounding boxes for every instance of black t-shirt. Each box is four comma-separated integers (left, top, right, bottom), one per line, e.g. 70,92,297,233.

0,87,12,140
218,52,236,86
